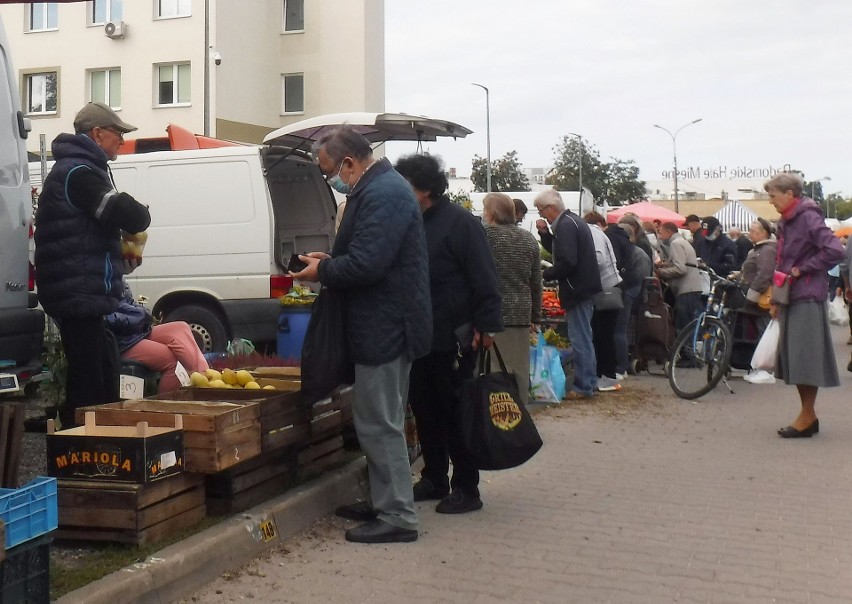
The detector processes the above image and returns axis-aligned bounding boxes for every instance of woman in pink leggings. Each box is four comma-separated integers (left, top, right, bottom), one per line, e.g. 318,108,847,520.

105,287,208,393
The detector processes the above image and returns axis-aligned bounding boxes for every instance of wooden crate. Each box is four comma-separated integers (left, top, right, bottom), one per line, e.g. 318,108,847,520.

308,396,342,440
56,473,205,545
296,434,344,481
0,402,24,488
336,385,354,424
151,387,308,454
46,413,184,483
76,399,260,474
205,448,296,516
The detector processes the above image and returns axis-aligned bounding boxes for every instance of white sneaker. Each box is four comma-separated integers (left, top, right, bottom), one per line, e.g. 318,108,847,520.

597,376,623,392
614,373,625,381
744,370,776,384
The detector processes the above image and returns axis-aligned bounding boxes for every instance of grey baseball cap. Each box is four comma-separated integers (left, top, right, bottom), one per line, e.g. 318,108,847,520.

73,102,137,134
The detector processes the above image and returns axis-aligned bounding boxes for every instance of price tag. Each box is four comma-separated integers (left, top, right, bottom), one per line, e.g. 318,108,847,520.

174,361,191,387
119,374,145,399
258,519,277,542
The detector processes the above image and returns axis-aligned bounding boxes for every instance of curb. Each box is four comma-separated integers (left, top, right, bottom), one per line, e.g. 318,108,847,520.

56,458,368,604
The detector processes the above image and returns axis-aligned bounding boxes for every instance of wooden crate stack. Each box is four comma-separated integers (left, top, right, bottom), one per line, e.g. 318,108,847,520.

49,413,204,546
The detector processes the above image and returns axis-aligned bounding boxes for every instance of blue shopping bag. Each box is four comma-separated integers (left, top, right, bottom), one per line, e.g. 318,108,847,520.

529,333,566,402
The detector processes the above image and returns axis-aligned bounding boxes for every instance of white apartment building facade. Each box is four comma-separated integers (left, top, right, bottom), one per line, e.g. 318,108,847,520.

0,0,385,156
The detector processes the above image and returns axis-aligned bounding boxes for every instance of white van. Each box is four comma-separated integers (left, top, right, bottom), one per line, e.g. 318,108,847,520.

30,113,471,354
0,16,45,389
110,130,337,353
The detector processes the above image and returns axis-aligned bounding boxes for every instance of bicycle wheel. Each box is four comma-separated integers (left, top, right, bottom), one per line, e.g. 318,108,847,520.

667,316,732,399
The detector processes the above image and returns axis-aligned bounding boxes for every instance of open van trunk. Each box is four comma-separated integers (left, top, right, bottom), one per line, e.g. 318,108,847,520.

262,147,338,269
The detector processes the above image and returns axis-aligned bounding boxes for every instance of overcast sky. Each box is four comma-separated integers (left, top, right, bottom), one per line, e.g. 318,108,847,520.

383,1,852,197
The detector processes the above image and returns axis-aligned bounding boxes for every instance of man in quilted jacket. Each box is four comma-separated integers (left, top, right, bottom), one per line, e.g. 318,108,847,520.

291,126,432,545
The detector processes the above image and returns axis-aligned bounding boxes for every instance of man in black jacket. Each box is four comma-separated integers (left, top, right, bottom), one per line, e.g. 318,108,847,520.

695,216,738,277
35,102,151,428
395,154,503,515
535,190,601,398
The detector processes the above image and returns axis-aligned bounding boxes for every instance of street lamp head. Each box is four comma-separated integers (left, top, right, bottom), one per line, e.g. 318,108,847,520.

691,118,703,124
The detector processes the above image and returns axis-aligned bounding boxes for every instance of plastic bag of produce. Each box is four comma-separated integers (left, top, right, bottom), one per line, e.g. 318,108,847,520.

529,333,566,403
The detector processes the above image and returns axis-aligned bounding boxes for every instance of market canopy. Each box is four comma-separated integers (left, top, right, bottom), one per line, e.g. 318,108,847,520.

713,200,758,232
605,202,686,227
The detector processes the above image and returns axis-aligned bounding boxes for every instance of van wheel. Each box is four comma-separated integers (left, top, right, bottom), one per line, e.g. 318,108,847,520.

165,305,229,353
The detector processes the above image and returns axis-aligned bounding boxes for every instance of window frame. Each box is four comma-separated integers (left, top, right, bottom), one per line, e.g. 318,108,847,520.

281,72,305,115
28,3,59,32
89,0,123,26
155,0,191,20
89,67,121,109
282,0,304,33
154,62,191,107
24,70,59,116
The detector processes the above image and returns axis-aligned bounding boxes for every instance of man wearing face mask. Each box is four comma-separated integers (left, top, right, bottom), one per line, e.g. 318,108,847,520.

694,216,738,276
290,126,432,544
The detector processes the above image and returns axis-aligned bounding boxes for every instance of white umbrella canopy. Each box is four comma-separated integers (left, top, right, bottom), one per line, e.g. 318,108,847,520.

263,112,472,149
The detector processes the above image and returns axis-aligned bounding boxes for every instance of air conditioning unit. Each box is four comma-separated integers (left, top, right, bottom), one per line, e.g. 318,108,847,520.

104,21,127,39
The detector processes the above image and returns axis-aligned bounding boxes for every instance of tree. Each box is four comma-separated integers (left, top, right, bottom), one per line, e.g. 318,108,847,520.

545,135,646,206
802,180,826,205
470,150,531,192
826,193,850,220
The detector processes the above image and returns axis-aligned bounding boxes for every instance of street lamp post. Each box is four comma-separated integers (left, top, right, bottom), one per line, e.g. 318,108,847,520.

471,83,491,192
653,118,702,214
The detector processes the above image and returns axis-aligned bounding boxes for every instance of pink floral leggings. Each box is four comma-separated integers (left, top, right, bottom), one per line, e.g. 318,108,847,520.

122,321,209,394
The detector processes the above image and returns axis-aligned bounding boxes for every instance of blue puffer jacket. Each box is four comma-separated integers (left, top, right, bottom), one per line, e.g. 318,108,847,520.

35,134,124,319
317,158,432,365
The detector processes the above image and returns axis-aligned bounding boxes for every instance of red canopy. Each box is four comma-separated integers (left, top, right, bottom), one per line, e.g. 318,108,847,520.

605,202,686,227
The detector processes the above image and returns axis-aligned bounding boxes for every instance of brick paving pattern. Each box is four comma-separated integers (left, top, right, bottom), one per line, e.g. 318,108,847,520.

192,326,852,603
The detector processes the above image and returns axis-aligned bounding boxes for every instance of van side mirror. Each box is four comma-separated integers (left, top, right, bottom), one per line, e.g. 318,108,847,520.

17,111,30,139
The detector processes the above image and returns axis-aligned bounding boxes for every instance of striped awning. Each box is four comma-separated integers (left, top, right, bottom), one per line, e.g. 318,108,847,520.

713,200,758,232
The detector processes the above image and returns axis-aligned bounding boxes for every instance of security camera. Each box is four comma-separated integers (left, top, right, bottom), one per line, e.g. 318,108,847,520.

213,52,222,66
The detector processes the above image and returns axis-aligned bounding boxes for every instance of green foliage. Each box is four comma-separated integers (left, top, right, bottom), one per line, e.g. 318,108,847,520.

826,193,852,220
470,150,531,192
40,327,66,409
545,135,646,205
447,189,473,210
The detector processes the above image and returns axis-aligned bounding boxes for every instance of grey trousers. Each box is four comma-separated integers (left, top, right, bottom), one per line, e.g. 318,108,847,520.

494,327,531,406
353,356,417,530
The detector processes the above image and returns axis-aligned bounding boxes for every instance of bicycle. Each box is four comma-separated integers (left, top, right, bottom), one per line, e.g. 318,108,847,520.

666,264,745,399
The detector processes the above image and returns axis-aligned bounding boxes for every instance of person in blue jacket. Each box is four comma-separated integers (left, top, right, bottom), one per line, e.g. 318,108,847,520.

35,102,150,428
292,126,432,544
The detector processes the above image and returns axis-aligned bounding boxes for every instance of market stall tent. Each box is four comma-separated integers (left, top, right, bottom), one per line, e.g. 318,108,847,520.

605,201,686,226
713,200,757,231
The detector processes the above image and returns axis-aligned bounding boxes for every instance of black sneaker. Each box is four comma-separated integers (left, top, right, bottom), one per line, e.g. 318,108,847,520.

412,478,449,502
335,501,377,522
435,490,483,514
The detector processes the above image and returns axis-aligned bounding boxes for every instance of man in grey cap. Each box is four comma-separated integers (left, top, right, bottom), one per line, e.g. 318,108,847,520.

35,102,150,428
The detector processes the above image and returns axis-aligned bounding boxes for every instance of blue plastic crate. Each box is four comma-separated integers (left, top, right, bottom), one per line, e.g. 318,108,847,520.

0,534,51,604
0,477,58,550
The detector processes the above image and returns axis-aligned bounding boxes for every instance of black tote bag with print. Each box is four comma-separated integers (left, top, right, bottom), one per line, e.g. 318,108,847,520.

458,342,543,471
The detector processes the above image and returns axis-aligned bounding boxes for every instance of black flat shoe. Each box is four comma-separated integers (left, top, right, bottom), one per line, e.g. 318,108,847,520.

335,501,377,521
778,419,819,438
344,519,418,544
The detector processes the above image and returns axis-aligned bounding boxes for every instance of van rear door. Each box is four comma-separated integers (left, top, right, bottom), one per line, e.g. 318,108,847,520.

262,147,337,268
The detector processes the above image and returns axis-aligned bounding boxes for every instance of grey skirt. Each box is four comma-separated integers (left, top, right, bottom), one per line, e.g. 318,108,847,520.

777,300,840,387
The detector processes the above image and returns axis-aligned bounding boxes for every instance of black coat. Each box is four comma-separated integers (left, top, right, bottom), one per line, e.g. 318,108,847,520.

542,210,602,307
421,197,503,351
695,234,738,276
318,159,433,365
35,133,150,319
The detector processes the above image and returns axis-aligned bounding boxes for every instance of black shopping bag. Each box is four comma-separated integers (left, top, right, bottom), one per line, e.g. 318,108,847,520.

301,288,355,405
458,342,543,470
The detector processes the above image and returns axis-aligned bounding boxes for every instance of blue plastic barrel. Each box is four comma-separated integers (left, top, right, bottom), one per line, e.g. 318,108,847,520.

277,307,312,361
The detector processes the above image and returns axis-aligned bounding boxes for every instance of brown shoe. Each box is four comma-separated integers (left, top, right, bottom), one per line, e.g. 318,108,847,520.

564,390,594,401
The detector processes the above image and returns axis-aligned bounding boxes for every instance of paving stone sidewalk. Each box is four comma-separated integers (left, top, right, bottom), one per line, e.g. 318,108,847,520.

191,325,852,603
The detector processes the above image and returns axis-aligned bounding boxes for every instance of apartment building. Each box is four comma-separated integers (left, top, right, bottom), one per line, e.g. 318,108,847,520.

0,0,385,155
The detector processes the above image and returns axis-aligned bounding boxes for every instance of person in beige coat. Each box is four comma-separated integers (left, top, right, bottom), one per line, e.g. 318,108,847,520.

655,222,704,332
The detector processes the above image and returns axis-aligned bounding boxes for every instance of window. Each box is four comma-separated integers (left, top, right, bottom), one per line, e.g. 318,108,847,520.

26,72,58,115
90,68,121,108
29,3,58,31
156,0,190,18
91,0,123,25
156,63,191,106
281,73,304,114
283,0,304,32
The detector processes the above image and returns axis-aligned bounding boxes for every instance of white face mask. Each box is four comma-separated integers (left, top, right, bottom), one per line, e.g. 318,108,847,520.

327,160,351,194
